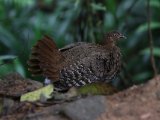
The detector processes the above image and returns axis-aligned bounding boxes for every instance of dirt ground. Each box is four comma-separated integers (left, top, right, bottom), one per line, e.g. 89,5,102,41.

99,76,160,120
0,74,160,120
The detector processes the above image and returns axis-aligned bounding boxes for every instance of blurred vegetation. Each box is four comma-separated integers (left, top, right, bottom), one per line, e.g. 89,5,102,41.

0,0,160,88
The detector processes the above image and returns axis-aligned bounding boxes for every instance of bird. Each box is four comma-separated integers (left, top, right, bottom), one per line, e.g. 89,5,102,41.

28,31,126,91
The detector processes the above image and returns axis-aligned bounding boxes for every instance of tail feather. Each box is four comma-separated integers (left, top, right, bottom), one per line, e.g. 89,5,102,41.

28,35,64,81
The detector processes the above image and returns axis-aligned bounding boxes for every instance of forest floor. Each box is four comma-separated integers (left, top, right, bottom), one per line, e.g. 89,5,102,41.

0,73,160,120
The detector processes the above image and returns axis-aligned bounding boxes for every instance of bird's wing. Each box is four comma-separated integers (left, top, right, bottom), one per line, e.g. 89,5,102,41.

28,36,65,81
59,42,87,52
90,48,121,82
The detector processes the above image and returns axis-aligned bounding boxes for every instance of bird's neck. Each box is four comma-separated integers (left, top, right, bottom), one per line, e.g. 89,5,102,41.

100,41,116,50
100,37,116,48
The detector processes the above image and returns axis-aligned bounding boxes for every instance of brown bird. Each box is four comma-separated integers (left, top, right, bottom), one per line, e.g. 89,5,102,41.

28,31,126,91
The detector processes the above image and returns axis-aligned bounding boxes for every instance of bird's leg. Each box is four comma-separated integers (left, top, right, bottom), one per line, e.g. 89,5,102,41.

44,78,52,85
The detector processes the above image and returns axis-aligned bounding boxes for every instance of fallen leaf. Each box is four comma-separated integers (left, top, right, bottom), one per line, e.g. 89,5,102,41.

20,84,54,102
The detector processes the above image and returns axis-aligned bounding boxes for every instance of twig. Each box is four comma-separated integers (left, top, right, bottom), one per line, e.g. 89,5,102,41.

147,0,158,77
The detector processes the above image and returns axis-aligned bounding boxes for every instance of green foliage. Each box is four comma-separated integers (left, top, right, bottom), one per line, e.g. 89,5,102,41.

141,47,160,57
0,0,160,88
78,83,118,95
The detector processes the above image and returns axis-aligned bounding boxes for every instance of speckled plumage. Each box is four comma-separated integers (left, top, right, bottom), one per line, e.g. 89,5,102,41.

28,31,125,91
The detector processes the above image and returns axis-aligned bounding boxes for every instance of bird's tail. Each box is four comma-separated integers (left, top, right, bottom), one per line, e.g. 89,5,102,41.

28,36,64,81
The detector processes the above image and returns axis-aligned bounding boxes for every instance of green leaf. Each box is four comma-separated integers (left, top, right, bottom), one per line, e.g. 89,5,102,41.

105,0,116,14
13,0,35,7
136,22,160,33
14,59,25,76
0,26,17,49
0,55,17,60
91,3,106,11
150,0,160,8
140,47,160,57
20,84,54,102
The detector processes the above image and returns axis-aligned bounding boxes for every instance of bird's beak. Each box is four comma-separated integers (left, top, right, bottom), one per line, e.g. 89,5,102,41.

119,35,127,39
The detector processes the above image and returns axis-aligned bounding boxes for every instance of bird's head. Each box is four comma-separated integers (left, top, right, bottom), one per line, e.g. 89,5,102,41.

101,31,126,46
